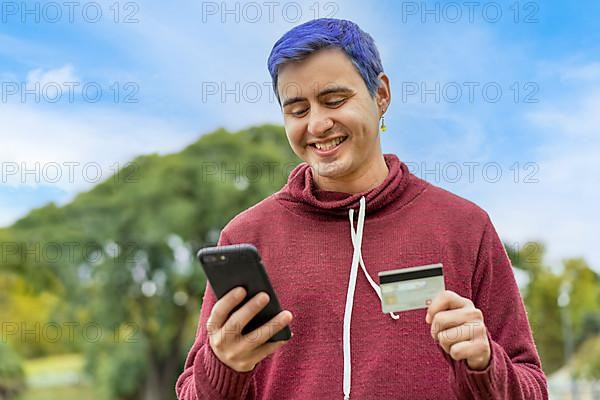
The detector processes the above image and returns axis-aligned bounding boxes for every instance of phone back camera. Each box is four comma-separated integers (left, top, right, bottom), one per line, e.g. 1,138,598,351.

203,255,217,263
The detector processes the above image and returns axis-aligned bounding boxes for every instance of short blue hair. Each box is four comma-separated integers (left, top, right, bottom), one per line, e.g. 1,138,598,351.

267,18,384,104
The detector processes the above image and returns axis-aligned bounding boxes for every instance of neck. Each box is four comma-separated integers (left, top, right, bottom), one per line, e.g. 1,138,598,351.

313,154,389,194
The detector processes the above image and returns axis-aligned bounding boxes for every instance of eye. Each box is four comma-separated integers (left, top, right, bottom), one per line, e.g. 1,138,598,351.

290,108,308,117
326,99,345,107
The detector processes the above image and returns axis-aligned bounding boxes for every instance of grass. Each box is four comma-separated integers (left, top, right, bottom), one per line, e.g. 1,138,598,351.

15,353,97,400
17,384,96,400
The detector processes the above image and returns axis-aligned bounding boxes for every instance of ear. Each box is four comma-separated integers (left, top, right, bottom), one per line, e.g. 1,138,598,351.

375,72,391,115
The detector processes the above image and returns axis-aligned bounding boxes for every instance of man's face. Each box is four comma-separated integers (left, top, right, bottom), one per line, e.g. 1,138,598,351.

277,48,389,184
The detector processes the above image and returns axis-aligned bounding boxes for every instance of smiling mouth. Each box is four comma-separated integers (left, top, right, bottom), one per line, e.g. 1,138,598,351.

308,136,348,151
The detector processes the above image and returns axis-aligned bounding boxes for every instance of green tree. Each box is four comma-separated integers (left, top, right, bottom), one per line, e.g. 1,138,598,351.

507,242,565,374
572,335,600,379
0,342,25,400
507,243,600,375
560,258,600,347
5,125,300,399
0,275,61,357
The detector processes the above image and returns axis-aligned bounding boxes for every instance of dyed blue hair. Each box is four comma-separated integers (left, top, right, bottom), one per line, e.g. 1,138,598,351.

267,18,384,104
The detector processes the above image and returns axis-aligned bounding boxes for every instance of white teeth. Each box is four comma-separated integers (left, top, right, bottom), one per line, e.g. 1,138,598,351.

314,137,345,150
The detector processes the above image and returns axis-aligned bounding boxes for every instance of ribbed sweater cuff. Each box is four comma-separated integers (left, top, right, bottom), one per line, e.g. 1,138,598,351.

197,344,255,398
459,330,498,396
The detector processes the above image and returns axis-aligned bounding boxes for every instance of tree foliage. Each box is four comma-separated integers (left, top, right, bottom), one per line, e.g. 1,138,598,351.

0,342,25,400
3,124,300,399
508,242,600,375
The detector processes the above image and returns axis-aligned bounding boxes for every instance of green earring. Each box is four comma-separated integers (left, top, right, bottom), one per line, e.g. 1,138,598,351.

380,116,387,132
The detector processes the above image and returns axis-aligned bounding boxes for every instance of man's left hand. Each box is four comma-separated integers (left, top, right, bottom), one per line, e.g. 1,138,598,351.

425,290,491,370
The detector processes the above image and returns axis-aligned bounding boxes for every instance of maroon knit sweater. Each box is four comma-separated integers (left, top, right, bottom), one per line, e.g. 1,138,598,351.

176,153,548,399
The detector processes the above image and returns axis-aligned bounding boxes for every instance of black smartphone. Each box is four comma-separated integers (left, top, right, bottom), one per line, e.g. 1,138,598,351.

197,243,292,342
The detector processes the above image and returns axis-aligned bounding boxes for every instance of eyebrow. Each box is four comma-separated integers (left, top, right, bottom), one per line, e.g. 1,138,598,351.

281,86,354,108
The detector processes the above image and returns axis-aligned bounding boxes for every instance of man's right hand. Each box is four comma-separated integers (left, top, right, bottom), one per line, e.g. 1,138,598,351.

206,286,294,372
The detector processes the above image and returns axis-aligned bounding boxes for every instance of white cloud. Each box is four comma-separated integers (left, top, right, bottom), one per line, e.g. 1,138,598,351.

0,102,197,193
560,62,600,82
488,71,600,272
14,64,82,103
527,92,600,138
396,59,600,273
26,64,79,88
0,33,56,64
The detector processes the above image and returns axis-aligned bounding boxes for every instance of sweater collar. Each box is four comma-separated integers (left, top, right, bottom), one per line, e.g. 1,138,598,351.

276,153,412,218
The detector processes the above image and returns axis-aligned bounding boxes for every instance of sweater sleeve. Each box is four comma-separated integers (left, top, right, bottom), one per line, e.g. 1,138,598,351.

175,231,257,400
442,215,549,399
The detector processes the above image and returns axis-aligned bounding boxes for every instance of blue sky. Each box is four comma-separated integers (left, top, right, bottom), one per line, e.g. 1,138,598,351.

1,0,599,272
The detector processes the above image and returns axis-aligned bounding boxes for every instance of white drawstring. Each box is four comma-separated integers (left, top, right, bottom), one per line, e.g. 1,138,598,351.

343,197,399,400
349,216,400,321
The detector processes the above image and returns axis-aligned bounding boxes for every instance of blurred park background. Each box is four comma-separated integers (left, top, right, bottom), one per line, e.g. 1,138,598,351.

1,0,599,399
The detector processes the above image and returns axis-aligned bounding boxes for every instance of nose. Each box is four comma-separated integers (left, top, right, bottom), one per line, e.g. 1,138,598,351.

307,106,334,137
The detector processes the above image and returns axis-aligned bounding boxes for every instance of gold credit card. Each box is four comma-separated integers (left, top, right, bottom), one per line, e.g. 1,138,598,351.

378,263,445,313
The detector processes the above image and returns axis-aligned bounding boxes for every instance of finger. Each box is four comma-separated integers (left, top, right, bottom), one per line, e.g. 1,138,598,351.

243,310,293,348
447,340,472,362
224,291,271,336
448,338,489,365
247,337,290,366
437,320,487,354
430,308,482,339
426,290,472,324
436,324,473,353
207,286,247,330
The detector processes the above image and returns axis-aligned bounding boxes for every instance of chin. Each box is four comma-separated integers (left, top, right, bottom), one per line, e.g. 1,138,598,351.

309,158,347,178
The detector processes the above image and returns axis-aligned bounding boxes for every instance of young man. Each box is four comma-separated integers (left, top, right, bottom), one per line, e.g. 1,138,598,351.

176,18,548,399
